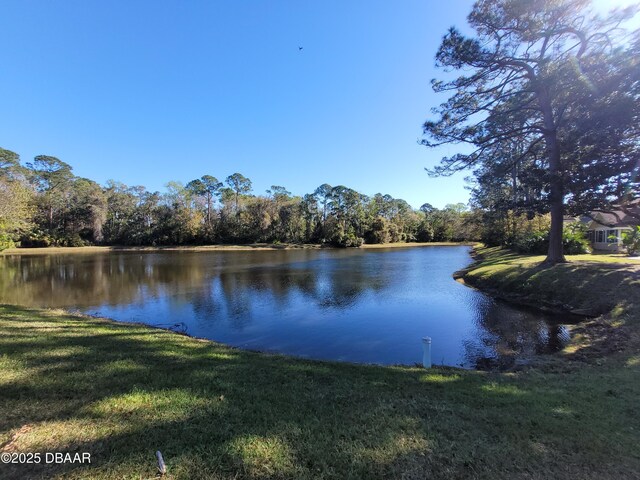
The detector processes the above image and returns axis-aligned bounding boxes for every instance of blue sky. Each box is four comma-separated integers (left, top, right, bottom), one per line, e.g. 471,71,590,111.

1,0,630,208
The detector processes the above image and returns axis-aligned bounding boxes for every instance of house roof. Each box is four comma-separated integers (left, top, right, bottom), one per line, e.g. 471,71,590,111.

589,199,640,228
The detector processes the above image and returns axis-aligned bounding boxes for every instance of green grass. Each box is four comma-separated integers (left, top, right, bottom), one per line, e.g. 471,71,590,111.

1,304,639,479
460,246,640,320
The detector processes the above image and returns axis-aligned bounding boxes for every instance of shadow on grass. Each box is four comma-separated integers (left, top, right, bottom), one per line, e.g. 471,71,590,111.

468,257,637,311
1,306,639,479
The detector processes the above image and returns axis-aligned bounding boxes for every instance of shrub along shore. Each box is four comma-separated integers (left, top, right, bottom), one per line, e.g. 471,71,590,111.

0,246,639,479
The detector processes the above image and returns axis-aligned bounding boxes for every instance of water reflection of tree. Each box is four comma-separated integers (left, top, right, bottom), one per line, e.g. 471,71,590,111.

464,299,569,370
315,255,389,309
213,259,389,328
190,280,222,325
0,249,577,368
0,250,392,328
0,253,207,307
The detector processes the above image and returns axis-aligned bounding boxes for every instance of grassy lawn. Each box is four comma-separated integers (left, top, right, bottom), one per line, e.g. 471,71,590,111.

459,246,640,319
1,301,639,479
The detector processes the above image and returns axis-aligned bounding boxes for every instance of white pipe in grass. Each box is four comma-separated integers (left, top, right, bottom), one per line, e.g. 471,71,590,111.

156,451,167,475
422,337,432,368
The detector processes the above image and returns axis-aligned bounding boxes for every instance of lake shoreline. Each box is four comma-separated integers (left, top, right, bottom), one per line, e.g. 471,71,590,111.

5,243,564,368
0,241,475,255
456,245,640,362
456,245,640,314
1,302,639,479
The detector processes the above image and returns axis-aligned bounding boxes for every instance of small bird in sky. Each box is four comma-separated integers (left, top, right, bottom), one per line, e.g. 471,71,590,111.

298,46,303,51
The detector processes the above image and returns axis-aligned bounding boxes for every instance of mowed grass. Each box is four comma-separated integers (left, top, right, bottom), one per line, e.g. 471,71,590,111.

1,305,639,479
460,246,640,320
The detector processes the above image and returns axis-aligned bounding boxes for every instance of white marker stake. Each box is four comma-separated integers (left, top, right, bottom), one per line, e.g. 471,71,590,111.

422,337,432,368
156,450,167,475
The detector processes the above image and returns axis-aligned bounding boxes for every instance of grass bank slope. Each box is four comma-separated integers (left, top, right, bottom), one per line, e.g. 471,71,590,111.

1,306,639,479
459,246,640,362
459,247,640,317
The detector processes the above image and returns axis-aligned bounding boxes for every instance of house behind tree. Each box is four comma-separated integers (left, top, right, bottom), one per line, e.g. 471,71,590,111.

581,199,640,252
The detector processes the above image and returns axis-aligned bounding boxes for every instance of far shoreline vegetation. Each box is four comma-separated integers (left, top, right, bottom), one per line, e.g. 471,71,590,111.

1,150,636,259
1,150,483,252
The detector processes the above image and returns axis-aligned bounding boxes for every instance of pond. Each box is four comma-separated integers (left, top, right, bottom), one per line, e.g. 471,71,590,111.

0,246,575,369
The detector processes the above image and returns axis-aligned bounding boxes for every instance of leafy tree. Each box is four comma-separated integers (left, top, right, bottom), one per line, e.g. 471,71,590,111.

0,178,34,250
161,181,201,244
266,185,291,203
622,227,640,256
278,201,305,242
186,175,222,227
0,149,34,249
313,184,333,223
26,155,73,192
329,186,368,238
26,155,74,234
131,190,161,245
419,203,435,214
103,181,139,244
300,193,320,241
67,178,108,244
244,197,274,242
0,148,24,179
367,194,418,242
366,217,391,244
421,0,639,263
225,173,252,214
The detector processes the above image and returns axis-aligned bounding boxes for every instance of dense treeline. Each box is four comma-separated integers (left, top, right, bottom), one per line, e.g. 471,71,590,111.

0,148,481,250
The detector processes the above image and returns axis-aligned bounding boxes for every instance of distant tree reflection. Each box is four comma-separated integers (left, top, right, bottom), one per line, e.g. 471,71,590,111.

0,249,573,368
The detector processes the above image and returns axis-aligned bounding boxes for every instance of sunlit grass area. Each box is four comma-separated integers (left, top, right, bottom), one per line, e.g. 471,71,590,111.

1,305,639,479
460,246,640,320
460,246,640,370
567,253,640,264
469,246,639,266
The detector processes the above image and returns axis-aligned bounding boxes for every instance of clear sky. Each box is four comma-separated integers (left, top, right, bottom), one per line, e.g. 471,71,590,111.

0,0,633,209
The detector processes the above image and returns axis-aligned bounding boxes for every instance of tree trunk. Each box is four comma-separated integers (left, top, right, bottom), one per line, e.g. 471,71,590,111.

538,87,566,264
543,131,566,264
547,189,565,263
48,204,54,230
206,192,211,226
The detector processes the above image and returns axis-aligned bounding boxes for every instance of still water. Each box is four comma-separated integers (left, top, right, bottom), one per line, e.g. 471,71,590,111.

0,246,573,368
